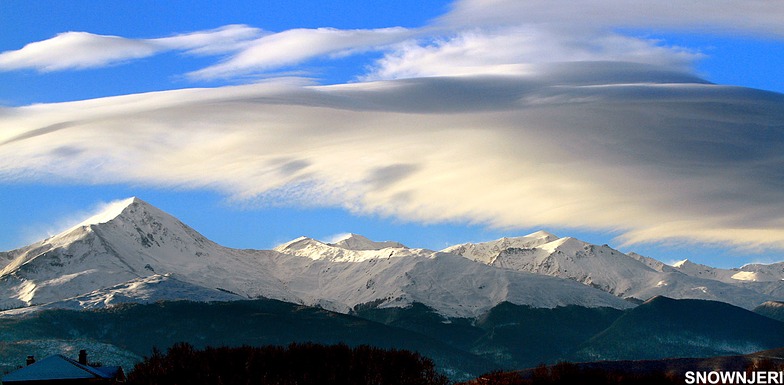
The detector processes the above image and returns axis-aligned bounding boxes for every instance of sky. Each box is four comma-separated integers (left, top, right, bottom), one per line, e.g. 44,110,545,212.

1,1,784,268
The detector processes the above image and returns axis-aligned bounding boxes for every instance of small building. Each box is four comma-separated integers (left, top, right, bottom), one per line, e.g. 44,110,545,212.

2,350,124,384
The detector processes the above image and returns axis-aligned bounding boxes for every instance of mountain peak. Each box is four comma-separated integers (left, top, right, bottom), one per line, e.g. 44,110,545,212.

62,196,213,254
539,236,589,254
71,197,141,229
642,295,674,305
329,233,406,250
441,231,561,263
524,230,559,241
273,236,324,253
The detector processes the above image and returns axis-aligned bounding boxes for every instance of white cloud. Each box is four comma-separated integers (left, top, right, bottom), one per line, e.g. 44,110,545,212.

363,27,700,80
2,1,783,82
440,0,784,37
0,25,262,72
0,32,159,71
2,69,784,250
153,24,263,55
322,233,353,244
0,24,415,81
355,0,780,82
17,198,135,247
187,27,413,80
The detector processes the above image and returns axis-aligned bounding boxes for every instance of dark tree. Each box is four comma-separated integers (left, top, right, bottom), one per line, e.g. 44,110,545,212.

457,361,687,385
127,342,449,385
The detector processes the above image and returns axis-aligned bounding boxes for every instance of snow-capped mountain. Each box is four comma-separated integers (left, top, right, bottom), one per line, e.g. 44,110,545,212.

445,234,780,309
3,198,782,382
668,259,784,299
626,252,677,273
273,235,420,262
1,274,243,316
330,233,406,251
672,258,784,283
0,197,780,317
0,197,293,310
0,198,632,317
739,261,784,281
441,231,558,264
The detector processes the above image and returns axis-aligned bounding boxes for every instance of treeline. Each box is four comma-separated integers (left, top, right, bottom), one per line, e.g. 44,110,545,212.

457,363,678,385
458,359,784,385
127,342,449,385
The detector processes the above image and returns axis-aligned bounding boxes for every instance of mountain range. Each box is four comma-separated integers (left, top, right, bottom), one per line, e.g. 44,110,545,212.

2,197,781,316
1,197,783,379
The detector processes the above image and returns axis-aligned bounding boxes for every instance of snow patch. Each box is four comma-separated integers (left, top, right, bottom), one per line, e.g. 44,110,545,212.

17,281,37,304
672,259,689,268
731,271,759,281
539,237,587,254
41,269,98,286
760,301,784,308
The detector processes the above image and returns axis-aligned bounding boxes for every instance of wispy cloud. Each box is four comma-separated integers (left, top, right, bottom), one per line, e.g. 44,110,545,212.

0,25,261,72
0,24,414,81
4,1,782,81
152,24,263,55
322,233,353,244
2,68,784,250
364,0,784,81
362,27,700,81
188,27,413,80
440,0,784,37
0,32,159,71
17,198,137,246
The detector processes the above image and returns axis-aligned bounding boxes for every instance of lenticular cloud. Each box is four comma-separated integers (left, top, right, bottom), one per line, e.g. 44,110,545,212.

0,25,262,72
2,63,784,249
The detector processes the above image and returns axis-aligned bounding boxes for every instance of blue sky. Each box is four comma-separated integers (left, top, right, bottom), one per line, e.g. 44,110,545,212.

2,1,784,268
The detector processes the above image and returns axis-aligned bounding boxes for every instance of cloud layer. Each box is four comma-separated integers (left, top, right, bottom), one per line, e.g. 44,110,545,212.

2,65,784,249
0,23,696,81
2,1,784,251
4,1,781,81
362,27,700,81
441,0,784,36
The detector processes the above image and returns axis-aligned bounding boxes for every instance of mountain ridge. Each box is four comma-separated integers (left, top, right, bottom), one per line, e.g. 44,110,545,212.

0,198,633,317
576,296,784,361
445,233,781,309
1,197,781,316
